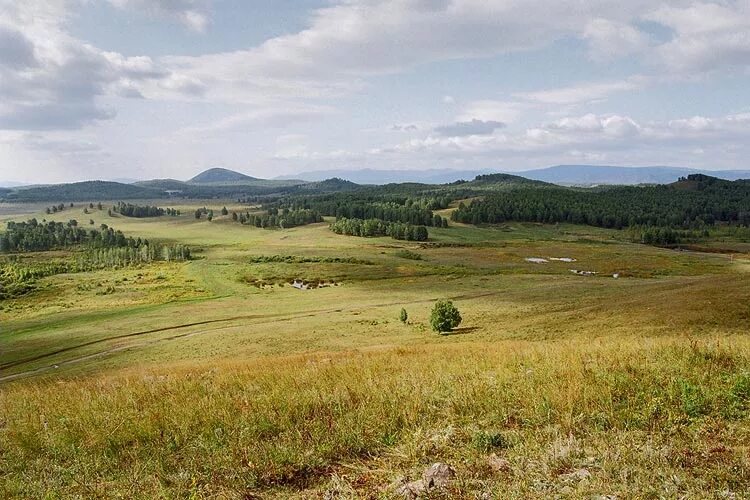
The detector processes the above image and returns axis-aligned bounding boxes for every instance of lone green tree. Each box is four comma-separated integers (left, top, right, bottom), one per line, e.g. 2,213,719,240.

430,299,461,333
399,308,408,323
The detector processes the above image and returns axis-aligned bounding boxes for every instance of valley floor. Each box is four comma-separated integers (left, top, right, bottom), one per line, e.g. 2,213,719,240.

1,202,749,498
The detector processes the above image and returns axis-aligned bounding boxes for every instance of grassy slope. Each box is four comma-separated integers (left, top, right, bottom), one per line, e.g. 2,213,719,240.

1,202,749,498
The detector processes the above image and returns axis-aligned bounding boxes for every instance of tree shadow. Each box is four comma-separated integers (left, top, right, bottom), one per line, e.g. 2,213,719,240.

441,326,480,336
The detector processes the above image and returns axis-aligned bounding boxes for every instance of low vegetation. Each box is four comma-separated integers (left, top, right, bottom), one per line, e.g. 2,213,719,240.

1,172,749,497
2,339,749,497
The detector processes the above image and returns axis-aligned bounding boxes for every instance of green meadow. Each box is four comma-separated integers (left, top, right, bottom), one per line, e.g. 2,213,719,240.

1,201,749,498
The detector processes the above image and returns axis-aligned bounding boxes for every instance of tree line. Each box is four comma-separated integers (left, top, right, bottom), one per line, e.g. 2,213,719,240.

267,193,450,227
329,218,429,241
0,243,190,300
235,208,324,229
45,203,72,214
451,177,750,231
0,219,190,259
112,202,179,218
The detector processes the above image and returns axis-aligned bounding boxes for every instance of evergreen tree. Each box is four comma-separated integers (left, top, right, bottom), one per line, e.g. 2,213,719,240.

430,299,462,333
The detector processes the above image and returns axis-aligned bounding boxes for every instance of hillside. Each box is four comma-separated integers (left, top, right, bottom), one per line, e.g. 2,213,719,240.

134,179,190,191
277,168,495,184
467,172,549,187
303,177,360,191
453,174,750,231
0,181,162,202
2,193,749,498
189,168,258,184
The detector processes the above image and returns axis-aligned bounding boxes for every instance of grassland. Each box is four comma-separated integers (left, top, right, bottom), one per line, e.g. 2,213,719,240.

1,201,749,498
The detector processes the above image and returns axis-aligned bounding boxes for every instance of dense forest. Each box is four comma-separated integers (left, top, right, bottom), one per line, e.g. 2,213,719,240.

1,181,163,202
112,202,179,218
330,218,429,241
269,193,450,227
236,208,323,229
452,176,750,233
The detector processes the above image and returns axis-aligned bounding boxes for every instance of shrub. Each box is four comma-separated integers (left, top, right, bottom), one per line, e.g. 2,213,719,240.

472,430,510,452
430,299,462,333
399,308,408,323
395,249,423,260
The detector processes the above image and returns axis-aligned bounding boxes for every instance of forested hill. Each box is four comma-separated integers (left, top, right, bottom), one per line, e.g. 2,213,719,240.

0,181,163,202
0,177,357,202
452,174,750,229
466,173,549,187
303,178,360,191
189,168,258,183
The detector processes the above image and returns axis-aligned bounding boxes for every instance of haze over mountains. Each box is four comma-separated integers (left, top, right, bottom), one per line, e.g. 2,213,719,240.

2,165,749,192
282,165,750,185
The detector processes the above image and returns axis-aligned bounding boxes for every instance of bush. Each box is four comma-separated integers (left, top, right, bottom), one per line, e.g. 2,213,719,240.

472,430,510,452
430,299,461,333
395,249,423,260
399,308,408,323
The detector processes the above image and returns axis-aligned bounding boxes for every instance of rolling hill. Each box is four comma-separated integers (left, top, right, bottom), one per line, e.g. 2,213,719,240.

0,181,162,202
279,165,750,186
188,168,259,184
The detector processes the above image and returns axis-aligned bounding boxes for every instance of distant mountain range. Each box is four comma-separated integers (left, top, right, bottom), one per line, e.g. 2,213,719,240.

2,165,750,202
276,168,495,185
278,165,750,185
518,165,750,185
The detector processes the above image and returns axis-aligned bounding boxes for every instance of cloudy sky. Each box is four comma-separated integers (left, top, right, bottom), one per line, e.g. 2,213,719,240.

1,0,750,183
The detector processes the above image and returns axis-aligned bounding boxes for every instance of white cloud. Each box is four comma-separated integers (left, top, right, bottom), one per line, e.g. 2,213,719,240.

646,2,750,73
583,18,650,61
0,0,173,130
107,0,212,33
375,111,750,161
391,123,419,132
176,105,336,137
514,78,645,105
150,0,671,104
434,119,506,136
457,100,526,124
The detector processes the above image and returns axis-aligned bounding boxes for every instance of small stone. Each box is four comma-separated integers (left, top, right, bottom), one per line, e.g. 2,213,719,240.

488,454,511,473
563,468,592,482
422,462,456,489
396,480,426,499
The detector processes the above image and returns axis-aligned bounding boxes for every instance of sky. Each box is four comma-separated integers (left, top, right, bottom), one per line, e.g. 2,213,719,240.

1,0,750,183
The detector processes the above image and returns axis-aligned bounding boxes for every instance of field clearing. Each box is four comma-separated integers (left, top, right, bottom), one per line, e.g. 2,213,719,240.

1,201,750,497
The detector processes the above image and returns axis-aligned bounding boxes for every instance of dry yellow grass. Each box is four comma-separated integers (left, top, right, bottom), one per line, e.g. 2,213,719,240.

1,336,749,498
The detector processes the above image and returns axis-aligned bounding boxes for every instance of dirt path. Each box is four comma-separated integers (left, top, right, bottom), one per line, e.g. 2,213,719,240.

0,290,503,383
